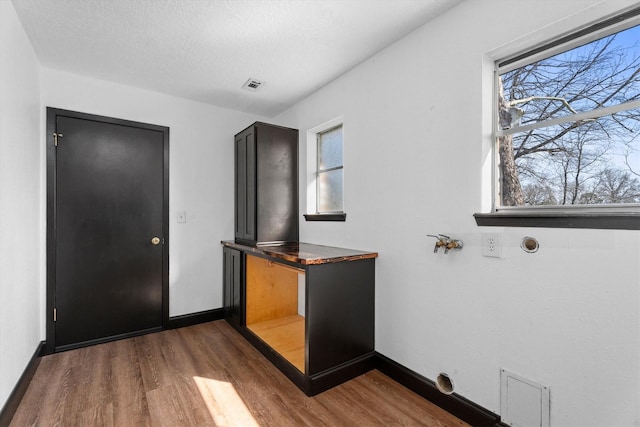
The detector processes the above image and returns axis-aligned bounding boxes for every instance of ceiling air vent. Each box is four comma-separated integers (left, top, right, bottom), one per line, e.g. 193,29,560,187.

242,78,264,91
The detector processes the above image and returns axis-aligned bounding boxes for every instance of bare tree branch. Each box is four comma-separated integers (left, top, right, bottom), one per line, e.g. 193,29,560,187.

508,95,580,114
497,30,640,206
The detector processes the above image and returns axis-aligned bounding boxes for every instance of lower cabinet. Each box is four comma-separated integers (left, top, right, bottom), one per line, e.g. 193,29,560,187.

221,241,377,396
223,246,243,328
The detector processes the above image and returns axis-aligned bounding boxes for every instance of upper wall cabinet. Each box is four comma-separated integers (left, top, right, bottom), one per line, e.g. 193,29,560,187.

235,122,299,246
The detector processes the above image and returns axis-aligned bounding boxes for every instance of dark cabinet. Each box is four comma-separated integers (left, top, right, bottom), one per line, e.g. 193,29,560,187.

221,241,377,396
223,246,243,327
227,122,376,396
234,122,299,246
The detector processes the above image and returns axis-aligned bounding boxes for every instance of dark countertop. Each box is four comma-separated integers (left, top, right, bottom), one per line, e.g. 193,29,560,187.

221,241,378,265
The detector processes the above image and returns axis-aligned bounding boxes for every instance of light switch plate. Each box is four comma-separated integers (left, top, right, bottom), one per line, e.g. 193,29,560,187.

177,211,186,223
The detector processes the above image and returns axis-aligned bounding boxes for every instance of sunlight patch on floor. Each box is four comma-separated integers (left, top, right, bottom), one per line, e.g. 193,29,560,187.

193,376,259,426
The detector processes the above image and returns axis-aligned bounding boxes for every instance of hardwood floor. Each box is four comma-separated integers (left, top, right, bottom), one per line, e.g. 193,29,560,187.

10,320,468,426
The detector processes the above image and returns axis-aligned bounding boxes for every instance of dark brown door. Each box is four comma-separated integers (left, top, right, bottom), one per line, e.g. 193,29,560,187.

47,109,169,352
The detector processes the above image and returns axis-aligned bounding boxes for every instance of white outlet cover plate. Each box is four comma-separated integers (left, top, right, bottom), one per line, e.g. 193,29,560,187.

482,232,502,258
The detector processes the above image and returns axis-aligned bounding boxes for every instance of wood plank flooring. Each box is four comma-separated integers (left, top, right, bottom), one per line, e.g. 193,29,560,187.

10,320,468,426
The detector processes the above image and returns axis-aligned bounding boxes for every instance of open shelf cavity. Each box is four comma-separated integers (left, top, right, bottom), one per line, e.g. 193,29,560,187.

245,254,305,373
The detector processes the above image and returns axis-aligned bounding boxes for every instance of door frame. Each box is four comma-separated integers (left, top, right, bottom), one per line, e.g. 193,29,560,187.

46,107,170,354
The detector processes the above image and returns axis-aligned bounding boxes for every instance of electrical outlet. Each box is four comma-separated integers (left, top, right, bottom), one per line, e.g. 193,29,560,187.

482,232,502,258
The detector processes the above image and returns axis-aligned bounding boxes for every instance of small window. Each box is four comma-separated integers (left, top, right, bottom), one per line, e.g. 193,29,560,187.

304,121,346,222
477,8,640,230
317,125,344,213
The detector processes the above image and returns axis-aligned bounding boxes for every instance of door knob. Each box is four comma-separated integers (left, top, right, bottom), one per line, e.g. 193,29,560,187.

151,237,161,245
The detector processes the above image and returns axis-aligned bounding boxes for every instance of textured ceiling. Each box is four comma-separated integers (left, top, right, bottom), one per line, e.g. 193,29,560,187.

12,0,461,116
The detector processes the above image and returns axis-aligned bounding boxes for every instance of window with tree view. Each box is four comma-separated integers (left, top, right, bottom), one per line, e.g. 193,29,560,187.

496,19,640,209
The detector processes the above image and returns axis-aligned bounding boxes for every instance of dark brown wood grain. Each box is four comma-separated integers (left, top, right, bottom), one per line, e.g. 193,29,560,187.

222,240,378,265
10,321,468,426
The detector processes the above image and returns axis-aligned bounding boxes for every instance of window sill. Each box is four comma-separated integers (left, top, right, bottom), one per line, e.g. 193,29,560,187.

474,212,640,230
304,213,346,222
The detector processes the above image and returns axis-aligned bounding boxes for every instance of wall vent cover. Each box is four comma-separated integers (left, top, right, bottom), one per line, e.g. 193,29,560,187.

242,78,264,91
500,369,550,427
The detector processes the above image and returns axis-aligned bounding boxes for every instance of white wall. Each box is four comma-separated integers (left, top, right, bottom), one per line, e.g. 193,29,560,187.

3,0,639,424
41,69,264,317
1,3,262,408
0,0,43,410
275,1,640,425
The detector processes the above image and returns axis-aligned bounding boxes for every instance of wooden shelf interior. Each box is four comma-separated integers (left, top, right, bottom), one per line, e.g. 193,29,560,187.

245,254,305,373
247,315,305,372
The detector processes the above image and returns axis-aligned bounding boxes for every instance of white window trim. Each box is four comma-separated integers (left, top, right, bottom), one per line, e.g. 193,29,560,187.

495,100,640,139
476,5,640,229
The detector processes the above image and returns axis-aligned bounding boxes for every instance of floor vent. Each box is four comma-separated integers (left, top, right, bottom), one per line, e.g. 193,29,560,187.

500,369,550,427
